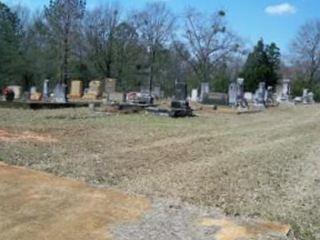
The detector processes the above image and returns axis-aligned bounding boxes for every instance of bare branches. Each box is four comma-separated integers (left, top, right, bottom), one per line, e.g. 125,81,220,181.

291,19,320,84
131,2,175,49
44,0,86,84
84,3,121,77
176,8,242,83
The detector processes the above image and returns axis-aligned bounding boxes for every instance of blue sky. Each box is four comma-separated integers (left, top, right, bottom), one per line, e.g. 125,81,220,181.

4,0,320,54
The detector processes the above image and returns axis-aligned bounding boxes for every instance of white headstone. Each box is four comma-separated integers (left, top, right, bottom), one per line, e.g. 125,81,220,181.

43,79,50,102
244,92,253,102
30,86,37,95
254,82,266,107
279,79,291,102
228,83,238,105
8,86,22,99
200,83,210,102
191,89,198,102
53,83,67,103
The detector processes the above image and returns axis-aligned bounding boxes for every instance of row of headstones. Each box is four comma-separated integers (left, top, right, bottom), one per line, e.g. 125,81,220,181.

294,89,315,104
275,79,315,105
190,79,268,108
190,78,315,108
3,79,117,103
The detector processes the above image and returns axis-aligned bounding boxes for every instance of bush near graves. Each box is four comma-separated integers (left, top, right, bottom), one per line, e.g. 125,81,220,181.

292,78,320,102
311,84,320,102
292,78,309,97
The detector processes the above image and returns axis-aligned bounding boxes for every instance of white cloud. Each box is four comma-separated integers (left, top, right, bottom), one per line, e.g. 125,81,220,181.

265,3,296,15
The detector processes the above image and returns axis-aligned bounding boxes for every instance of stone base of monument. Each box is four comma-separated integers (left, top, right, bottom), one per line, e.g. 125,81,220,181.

146,101,194,118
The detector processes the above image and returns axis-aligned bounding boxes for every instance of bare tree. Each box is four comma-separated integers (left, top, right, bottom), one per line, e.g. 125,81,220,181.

291,20,320,84
12,3,31,32
45,0,86,84
176,9,241,83
131,2,175,93
113,21,141,90
84,3,120,78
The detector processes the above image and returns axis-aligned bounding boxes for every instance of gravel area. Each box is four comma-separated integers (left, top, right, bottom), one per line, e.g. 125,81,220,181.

112,198,294,240
112,198,222,240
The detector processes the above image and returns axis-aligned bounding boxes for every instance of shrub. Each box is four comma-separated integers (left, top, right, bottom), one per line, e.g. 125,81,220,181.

311,84,320,102
292,79,309,97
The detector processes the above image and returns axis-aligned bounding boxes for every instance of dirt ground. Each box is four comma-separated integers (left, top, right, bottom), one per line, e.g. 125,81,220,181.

0,105,319,239
0,162,149,240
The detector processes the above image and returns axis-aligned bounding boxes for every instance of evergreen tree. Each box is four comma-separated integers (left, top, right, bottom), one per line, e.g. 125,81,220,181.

0,1,23,89
240,39,281,92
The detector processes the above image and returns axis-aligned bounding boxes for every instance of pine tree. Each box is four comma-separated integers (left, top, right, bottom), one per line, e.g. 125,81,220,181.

241,39,281,92
0,1,23,89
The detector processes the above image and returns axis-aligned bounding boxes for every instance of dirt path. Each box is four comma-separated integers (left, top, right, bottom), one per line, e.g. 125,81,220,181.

0,163,149,240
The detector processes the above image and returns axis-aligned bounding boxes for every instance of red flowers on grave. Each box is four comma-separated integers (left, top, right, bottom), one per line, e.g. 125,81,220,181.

2,87,15,101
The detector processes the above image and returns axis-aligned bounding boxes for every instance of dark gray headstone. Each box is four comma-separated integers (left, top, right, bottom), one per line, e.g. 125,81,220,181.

174,82,188,101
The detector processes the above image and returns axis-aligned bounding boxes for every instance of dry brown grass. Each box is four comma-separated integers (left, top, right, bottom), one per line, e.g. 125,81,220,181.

0,105,319,239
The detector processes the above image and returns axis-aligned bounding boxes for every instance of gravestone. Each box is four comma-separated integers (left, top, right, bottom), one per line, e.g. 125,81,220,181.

277,79,291,102
308,92,315,104
203,92,228,105
200,83,210,102
83,80,102,100
302,89,309,104
302,89,315,104
254,82,266,107
104,78,116,93
266,86,276,106
228,82,238,105
244,92,253,102
69,80,83,99
152,86,161,99
282,79,291,97
8,86,22,99
30,86,42,101
191,89,198,102
30,86,37,95
170,81,193,117
43,79,50,102
174,82,188,101
53,83,67,103
229,78,246,108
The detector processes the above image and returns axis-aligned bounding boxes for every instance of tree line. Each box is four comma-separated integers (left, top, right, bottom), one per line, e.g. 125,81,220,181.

1,0,320,99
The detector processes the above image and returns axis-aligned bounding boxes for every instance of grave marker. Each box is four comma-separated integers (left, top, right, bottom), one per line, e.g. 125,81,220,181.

69,80,83,99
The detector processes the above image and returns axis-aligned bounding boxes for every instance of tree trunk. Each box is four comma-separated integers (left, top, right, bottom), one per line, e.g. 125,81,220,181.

63,29,69,85
149,49,156,95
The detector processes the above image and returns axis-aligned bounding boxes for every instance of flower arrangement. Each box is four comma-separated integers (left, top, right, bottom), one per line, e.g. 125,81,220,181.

2,87,15,101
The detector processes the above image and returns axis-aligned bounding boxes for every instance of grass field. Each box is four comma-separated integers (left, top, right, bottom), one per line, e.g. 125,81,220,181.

0,105,319,239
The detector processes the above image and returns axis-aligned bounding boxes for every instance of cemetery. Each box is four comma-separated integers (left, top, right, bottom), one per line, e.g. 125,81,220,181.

1,94,319,240
1,72,319,240
1,0,320,239
0,62,319,240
